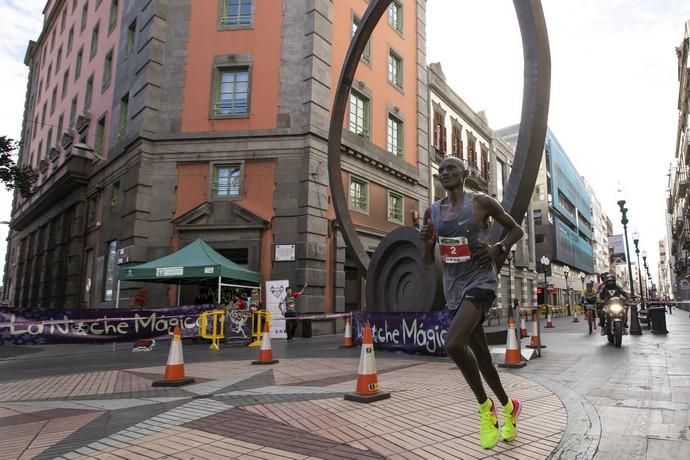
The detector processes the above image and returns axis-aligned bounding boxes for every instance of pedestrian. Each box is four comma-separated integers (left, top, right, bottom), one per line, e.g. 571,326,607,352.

279,283,307,342
248,288,264,338
420,157,524,450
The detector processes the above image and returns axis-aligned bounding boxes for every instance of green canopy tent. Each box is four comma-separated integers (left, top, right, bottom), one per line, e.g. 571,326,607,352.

116,239,261,308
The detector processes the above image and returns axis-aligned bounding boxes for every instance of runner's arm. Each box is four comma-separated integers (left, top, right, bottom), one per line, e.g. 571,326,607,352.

420,207,436,268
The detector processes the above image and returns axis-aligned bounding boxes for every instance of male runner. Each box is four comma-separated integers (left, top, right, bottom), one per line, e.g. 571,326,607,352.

421,157,525,449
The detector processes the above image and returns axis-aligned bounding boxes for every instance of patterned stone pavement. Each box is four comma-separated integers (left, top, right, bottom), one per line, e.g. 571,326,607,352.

0,356,566,459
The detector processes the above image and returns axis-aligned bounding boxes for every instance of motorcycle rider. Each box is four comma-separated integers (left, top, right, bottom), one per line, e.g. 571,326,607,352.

579,281,598,328
597,273,629,335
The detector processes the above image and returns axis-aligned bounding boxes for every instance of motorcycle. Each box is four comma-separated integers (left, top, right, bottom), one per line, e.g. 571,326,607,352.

603,297,626,348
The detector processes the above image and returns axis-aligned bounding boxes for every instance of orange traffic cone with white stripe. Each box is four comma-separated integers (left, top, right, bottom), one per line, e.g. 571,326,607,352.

499,316,526,368
340,316,355,348
152,326,195,387
526,309,546,349
572,309,580,323
344,323,391,403
252,321,279,365
520,311,529,338
544,308,555,328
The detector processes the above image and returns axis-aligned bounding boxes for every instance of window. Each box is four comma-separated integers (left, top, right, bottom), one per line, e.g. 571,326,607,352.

387,191,403,224
125,20,136,57
535,234,545,244
496,160,504,202
212,164,241,198
67,26,74,53
70,95,78,126
46,128,53,151
103,240,117,302
433,110,446,153
220,0,252,28
481,146,490,180
349,177,368,212
61,70,69,99
61,8,67,32
81,3,88,31
46,64,52,86
388,1,403,33
111,181,120,207
75,47,83,80
38,79,42,99
56,47,62,72
352,15,371,63
85,75,93,109
50,87,57,113
214,67,249,116
118,93,129,137
533,209,542,226
90,23,99,58
56,115,64,143
386,114,403,157
102,49,113,88
349,90,370,139
451,123,462,157
95,114,106,156
83,249,93,303
41,102,47,126
467,133,477,166
388,50,403,88
109,0,119,31
50,28,56,51
33,116,38,139
73,0,78,12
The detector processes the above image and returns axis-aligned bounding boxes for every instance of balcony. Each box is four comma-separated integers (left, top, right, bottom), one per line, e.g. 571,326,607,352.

677,169,688,196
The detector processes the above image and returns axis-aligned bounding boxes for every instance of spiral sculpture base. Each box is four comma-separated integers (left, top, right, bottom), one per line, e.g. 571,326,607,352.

365,227,445,313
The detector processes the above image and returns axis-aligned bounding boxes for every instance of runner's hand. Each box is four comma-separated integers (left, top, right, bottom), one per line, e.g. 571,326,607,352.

472,239,498,267
420,216,436,252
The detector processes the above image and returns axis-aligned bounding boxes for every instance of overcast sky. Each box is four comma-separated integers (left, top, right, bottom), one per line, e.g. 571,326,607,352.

1,1,689,289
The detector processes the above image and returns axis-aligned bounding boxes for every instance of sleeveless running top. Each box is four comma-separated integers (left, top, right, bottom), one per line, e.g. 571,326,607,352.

430,192,498,311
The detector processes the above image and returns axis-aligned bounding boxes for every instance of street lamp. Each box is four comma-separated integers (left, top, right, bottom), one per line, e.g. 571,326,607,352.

563,265,571,315
616,188,642,335
642,251,649,300
579,272,586,291
632,230,644,306
541,255,550,317
507,250,514,320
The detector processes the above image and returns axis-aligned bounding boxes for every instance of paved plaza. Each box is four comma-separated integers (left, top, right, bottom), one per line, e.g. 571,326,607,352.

0,312,689,459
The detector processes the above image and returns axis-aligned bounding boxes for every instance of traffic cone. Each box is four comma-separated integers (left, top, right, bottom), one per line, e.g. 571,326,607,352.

344,323,391,403
498,316,526,368
572,309,580,323
340,316,355,348
252,321,279,365
527,310,545,349
520,311,529,338
152,326,195,387
544,308,555,328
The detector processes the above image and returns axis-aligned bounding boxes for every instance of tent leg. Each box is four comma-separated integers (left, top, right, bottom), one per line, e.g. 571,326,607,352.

177,282,181,306
115,280,121,309
217,277,221,304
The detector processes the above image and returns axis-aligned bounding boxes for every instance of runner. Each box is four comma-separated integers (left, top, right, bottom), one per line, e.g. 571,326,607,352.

420,157,524,449
279,283,307,342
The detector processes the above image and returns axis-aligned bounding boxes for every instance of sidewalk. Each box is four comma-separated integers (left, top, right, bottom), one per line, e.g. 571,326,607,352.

0,352,566,459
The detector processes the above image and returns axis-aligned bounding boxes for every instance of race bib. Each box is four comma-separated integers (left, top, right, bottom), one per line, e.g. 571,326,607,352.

438,236,471,263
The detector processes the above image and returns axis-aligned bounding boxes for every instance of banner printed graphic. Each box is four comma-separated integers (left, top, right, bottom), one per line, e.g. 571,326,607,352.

0,304,251,345
352,311,453,356
265,280,289,339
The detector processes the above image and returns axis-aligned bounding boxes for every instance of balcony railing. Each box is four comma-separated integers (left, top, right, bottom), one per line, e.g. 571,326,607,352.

677,169,688,196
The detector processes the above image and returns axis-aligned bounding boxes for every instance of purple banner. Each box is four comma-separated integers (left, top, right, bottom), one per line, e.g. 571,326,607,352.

0,305,251,345
352,311,452,356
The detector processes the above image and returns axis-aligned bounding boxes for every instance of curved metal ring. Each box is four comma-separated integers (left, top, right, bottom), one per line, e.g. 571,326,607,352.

328,0,551,275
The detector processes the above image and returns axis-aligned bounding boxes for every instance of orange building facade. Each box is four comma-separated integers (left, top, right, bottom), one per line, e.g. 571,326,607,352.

5,0,430,325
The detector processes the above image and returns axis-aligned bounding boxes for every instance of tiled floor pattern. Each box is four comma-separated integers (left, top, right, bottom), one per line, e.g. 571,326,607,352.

0,358,566,459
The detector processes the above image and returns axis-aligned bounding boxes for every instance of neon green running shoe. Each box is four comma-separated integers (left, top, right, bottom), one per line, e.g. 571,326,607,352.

478,399,499,449
501,398,522,442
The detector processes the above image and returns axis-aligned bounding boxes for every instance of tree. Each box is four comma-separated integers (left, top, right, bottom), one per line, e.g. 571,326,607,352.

0,136,37,197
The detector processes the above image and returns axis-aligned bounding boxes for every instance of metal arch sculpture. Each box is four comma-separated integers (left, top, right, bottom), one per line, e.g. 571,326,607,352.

328,0,551,311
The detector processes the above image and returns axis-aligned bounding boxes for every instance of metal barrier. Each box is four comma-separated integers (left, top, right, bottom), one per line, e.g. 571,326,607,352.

200,309,225,351
249,310,271,347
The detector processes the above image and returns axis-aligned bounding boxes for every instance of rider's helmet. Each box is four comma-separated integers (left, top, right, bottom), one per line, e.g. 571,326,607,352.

605,273,616,285
600,272,609,282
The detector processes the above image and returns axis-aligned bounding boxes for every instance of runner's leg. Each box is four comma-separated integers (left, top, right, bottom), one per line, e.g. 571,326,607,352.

468,324,509,406
445,299,488,404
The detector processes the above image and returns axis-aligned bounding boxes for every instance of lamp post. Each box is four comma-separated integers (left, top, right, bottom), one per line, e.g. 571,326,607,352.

617,190,642,335
579,272,586,291
541,256,550,318
563,265,571,315
632,231,644,306
507,250,514,320
642,251,649,300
